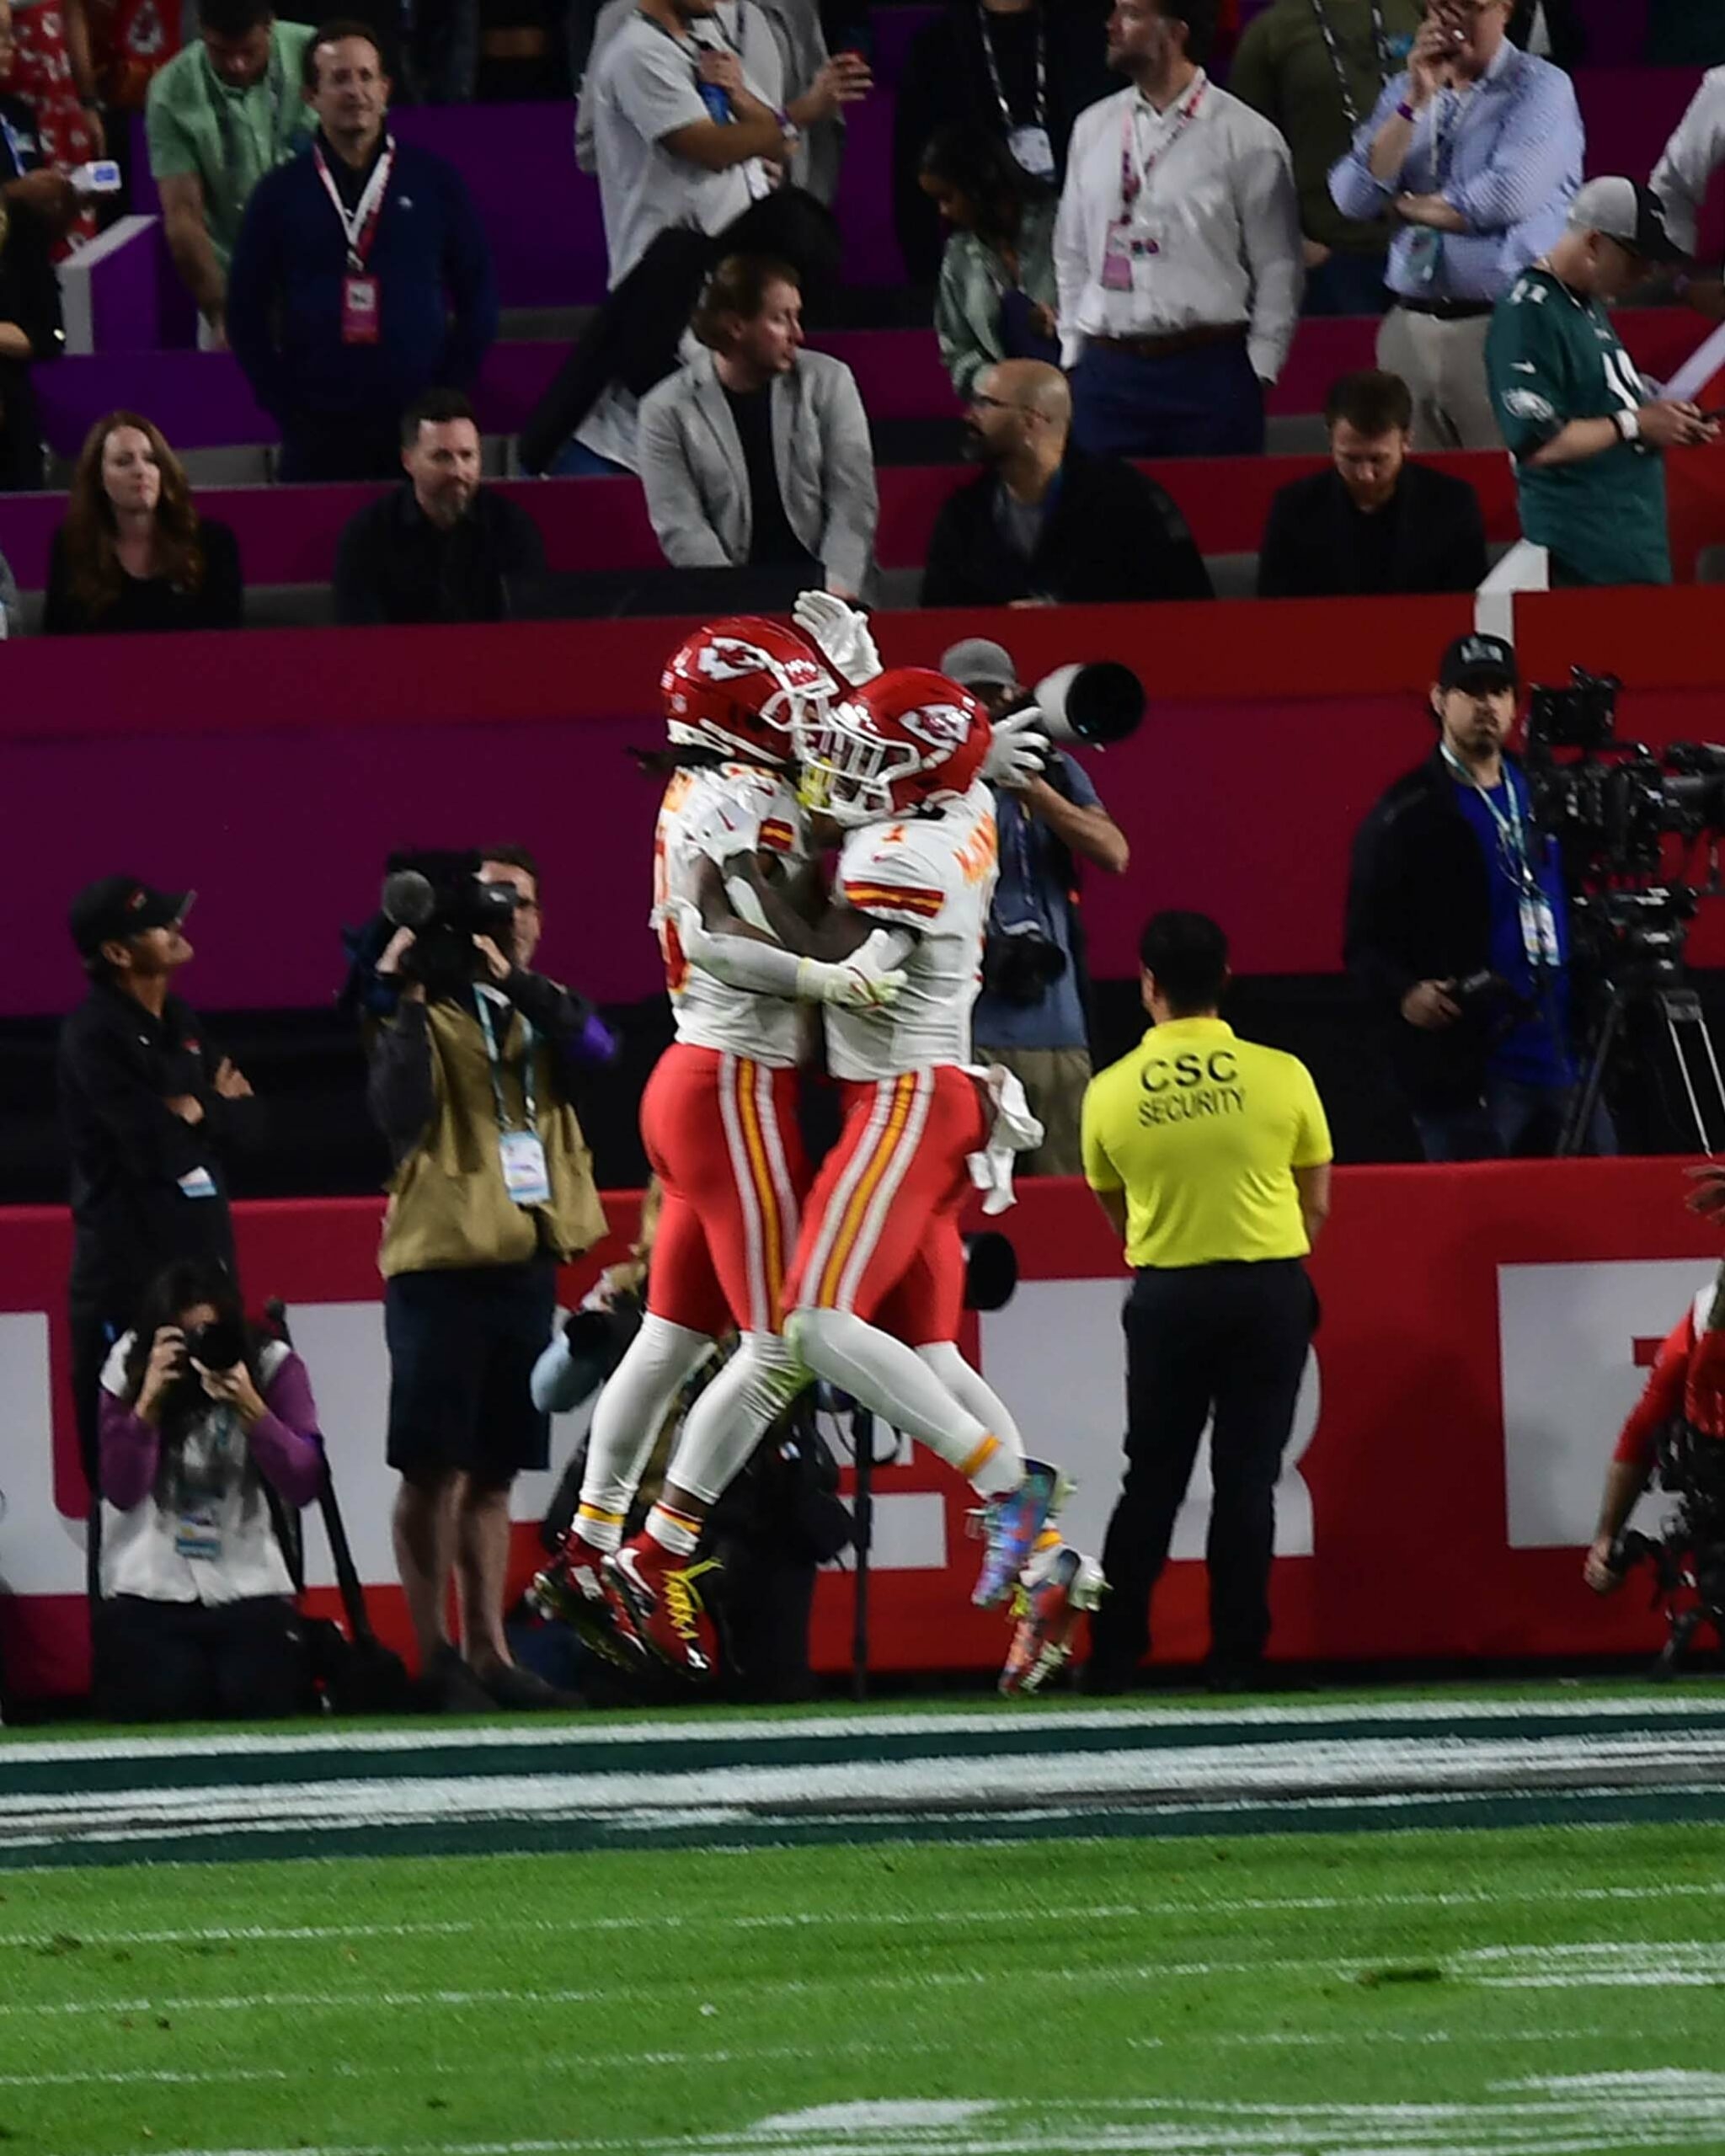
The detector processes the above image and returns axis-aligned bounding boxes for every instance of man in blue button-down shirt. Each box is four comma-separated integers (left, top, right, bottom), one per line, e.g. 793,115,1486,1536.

1328,0,1582,451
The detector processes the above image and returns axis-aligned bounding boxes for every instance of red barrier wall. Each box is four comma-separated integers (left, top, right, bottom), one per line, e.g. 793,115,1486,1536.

1,1161,1714,1700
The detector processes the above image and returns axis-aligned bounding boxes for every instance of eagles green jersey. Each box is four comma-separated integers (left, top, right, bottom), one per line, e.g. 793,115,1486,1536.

1486,266,1671,588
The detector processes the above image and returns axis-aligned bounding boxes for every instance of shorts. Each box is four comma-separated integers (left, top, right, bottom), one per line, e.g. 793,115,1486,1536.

640,1043,809,1337
384,1256,558,1481
783,1065,988,1346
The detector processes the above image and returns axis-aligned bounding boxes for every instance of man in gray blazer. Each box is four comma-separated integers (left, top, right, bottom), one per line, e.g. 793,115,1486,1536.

637,253,879,599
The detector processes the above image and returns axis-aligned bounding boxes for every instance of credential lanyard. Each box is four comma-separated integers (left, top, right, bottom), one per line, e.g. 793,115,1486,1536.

313,135,396,272
1306,0,1391,131
1443,747,1540,895
1119,75,1206,216
473,990,537,1133
211,37,290,189
977,0,1045,130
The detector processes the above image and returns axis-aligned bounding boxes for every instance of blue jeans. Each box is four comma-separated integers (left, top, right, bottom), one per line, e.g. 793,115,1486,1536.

1069,335,1265,459
1413,1075,1618,1162
1302,250,1391,318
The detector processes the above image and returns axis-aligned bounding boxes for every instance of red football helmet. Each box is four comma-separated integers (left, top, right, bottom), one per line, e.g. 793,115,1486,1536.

796,666,992,826
660,617,840,765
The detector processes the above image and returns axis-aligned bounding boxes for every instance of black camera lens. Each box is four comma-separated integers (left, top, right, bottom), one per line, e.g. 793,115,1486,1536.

184,1317,246,1371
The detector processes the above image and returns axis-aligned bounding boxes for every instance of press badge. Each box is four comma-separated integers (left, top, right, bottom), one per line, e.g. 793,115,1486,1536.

341,275,381,344
174,1508,222,1563
1406,229,1443,287
1102,222,1155,291
1520,894,1560,967
1007,123,1055,180
499,1129,552,1207
177,1166,218,1199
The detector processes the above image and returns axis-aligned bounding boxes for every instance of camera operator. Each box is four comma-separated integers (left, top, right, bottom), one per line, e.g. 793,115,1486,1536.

94,1259,321,1721
59,878,259,1493
366,846,611,1713
1346,632,1613,1161
1583,1260,1725,1596
944,636,1130,1177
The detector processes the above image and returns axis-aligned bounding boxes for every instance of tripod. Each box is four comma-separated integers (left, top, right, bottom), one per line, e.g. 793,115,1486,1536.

1561,978,1725,1156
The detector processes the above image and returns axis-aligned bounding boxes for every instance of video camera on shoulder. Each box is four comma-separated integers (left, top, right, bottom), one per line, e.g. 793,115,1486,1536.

380,849,522,1000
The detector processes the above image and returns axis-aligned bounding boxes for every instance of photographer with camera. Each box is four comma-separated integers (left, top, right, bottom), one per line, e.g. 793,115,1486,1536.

944,636,1130,1177
1346,632,1611,1161
366,846,611,1712
95,1259,322,1721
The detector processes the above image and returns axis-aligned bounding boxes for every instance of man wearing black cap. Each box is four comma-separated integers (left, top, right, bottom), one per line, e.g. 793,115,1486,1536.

59,879,257,1486
1487,177,1717,588
1345,632,1610,1161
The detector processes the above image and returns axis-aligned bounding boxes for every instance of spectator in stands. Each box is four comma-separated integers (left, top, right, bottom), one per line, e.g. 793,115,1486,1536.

1328,0,1582,453
2,0,102,241
921,358,1211,606
637,253,877,597
1345,631,1612,1161
944,636,1129,1176
1257,368,1488,599
1055,0,1303,460
893,0,1114,286
1653,69,1725,307
1487,179,1707,590
366,848,610,1710
44,414,244,634
921,122,1059,398
227,22,498,483
577,0,868,208
0,0,80,243
60,878,258,1493
0,184,58,490
146,0,317,350
335,389,547,624
1229,0,1419,318
96,1260,318,1723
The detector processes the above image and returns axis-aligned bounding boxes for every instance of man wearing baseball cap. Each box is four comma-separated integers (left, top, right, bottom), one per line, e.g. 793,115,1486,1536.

944,636,1130,1177
58,877,258,1487
1345,632,1612,1160
1487,177,1716,587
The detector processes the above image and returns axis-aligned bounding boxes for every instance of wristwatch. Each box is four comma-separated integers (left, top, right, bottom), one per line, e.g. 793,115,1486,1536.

1615,408,1642,444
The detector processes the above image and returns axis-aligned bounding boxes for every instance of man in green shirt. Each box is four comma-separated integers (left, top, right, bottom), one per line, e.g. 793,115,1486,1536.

1487,176,1715,588
145,0,314,345
1231,0,1420,316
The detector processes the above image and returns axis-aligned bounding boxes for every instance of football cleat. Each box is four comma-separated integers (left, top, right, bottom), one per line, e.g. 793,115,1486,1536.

969,1460,1071,1609
526,1532,639,1673
999,1545,1107,1698
605,1539,724,1682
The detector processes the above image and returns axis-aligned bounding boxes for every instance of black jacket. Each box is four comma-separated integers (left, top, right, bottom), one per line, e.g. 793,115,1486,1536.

892,0,1114,284
58,982,261,1310
1257,462,1489,600
0,143,63,493
921,447,1214,608
43,519,244,634
1345,748,1515,1109
334,485,547,626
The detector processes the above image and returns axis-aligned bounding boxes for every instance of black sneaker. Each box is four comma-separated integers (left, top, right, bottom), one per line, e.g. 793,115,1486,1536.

417,1644,497,1715
472,1657,582,1711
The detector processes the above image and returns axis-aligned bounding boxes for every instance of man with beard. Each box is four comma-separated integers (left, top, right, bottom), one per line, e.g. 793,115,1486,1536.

334,390,546,625
920,357,1211,606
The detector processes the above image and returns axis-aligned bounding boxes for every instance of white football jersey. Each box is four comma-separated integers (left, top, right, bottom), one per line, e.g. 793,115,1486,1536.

652,761,806,1066
823,779,999,1082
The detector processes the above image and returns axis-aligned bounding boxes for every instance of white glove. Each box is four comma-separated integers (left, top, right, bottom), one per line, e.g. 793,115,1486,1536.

793,590,883,686
796,929,906,1010
981,706,1051,789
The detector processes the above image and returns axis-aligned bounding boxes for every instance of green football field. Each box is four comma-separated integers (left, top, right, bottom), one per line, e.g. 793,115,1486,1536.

7,1684,1725,2154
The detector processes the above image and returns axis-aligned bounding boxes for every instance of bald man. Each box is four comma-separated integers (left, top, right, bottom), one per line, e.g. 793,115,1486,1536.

921,360,1213,606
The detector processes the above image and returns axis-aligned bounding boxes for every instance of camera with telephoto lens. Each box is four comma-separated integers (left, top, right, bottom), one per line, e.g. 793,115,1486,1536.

1526,669,1725,882
184,1315,247,1373
981,918,1067,1006
378,849,522,998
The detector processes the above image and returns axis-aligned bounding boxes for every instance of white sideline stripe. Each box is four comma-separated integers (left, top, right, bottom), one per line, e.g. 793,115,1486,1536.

7,1879,1723,1951
9,1694,1725,1768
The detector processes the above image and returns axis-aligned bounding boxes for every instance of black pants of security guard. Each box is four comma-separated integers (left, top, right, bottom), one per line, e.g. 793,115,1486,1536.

1089,1259,1315,1684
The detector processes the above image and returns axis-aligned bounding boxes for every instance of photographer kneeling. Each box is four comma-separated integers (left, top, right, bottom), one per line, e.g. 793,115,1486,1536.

366,848,611,1712
97,1260,321,1722
1345,632,1612,1161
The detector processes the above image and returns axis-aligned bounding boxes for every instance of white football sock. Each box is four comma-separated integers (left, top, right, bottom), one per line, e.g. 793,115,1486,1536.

576,1314,714,1550
663,1332,809,1507
915,1342,1028,1480
786,1308,1022,1497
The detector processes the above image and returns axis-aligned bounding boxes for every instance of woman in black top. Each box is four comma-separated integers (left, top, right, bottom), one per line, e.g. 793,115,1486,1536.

44,411,244,634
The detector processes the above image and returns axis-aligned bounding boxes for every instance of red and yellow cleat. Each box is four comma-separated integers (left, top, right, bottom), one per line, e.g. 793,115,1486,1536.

605,1538,724,1682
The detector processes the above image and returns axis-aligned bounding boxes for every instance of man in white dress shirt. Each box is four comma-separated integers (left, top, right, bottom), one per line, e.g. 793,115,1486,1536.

1653,67,1725,320
1054,0,1302,458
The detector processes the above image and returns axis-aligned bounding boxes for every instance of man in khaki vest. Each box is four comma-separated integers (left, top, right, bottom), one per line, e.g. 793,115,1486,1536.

368,846,610,1710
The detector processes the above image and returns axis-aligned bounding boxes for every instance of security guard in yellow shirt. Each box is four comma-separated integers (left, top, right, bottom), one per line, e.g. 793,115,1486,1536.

1081,910,1332,1692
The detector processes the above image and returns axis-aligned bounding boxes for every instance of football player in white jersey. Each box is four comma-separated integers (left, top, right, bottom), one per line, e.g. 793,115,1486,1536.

531,618,903,1673
670,662,1106,1694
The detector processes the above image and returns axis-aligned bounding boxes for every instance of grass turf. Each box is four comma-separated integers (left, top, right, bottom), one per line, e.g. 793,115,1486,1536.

2,1819,1724,2154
